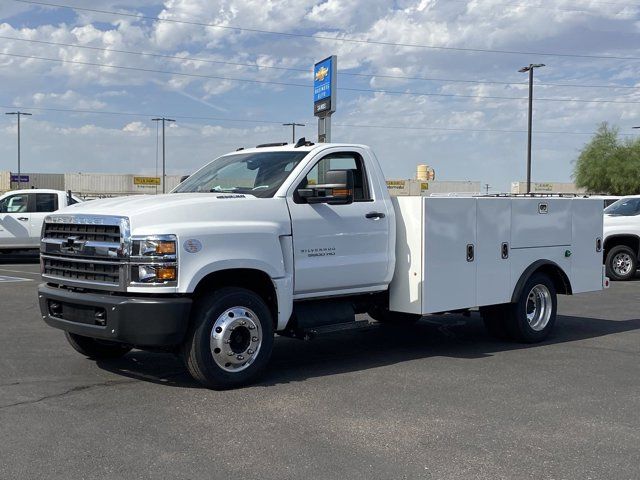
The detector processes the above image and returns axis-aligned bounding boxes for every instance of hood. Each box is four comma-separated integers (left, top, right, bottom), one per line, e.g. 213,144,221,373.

54,193,291,235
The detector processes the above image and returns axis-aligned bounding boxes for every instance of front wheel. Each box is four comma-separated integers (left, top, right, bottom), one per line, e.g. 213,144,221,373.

503,273,557,343
605,245,637,281
65,332,132,359
181,287,274,390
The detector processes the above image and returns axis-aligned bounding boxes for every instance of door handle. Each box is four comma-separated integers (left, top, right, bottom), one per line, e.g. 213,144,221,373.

17,217,29,221
365,212,385,219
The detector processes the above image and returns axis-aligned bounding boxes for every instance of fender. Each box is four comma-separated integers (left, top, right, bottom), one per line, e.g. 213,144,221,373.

186,259,284,292
511,260,572,303
603,234,640,257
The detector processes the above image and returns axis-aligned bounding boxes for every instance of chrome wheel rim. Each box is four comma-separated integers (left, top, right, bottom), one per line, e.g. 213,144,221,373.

526,284,552,331
612,252,633,276
210,307,262,373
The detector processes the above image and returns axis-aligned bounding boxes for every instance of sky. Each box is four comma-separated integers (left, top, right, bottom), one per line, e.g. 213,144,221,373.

1,0,639,192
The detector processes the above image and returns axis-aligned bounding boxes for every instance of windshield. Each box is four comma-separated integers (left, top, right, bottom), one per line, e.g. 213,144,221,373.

173,151,308,198
604,197,640,216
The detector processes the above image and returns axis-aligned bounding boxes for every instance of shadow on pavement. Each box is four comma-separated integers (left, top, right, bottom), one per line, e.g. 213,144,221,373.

0,251,40,264
95,313,640,389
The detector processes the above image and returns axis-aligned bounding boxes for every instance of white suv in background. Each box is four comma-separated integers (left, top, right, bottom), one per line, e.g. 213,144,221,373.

0,189,82,252
603,196,640,281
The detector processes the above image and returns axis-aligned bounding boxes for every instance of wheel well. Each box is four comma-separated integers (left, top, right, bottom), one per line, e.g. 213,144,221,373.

604,235,640,261
511,261,572,302
193,269,278,327
535,264,572,296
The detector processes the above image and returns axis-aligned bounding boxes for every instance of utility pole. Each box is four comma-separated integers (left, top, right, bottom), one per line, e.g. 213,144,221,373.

282,122,305,143
151,117,175,193
485,183,491,195
518,63,545,194
5,111,32,189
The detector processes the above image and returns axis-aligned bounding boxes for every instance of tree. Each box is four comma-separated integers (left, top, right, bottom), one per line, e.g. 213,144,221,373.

574,123,640,195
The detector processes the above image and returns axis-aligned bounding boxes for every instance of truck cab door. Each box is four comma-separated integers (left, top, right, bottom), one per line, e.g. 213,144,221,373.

29,193,59,248
286,149,392,296
0,193,32,248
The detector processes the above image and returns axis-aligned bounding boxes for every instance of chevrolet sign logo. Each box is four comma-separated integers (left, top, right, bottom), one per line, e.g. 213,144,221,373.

315,66,329,82
60,236,86,254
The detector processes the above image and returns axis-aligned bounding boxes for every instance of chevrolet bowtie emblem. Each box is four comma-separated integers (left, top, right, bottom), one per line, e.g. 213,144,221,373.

315,66,329,82
60,236,86,254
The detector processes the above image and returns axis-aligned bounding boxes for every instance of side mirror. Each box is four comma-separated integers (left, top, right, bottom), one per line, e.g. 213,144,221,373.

180,175,189,183
297,169,354,205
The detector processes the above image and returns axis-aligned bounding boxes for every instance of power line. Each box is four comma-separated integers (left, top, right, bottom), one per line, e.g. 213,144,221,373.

0,104,293,124
445,0,639,15
1,104,636,137
11,0,640,61
4,52,640,105
3,35,640,91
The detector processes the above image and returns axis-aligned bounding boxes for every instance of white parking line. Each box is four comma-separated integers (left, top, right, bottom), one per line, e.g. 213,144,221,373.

0,275,32,283
0,268,41,276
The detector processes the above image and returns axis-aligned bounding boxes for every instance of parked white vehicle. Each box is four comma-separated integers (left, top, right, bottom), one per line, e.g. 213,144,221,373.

0,189,82,252
603,195,640,280
38,142,606,389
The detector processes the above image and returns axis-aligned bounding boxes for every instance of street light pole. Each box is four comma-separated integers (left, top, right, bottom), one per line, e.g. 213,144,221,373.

282,122,305,143
518,63,545,194
5,111,32,189
151,117,175,193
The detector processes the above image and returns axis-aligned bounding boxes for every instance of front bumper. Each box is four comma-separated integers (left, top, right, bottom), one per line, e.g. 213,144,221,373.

38,283,192,347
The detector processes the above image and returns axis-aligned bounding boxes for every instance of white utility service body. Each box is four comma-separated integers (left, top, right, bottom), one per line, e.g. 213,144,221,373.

390,196,604,314
0,189,82,251
37,142,606,389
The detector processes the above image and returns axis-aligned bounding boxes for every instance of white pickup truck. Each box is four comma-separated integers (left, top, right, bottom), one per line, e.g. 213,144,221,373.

38,141,606,389
0,189,82,252
603,196,640,280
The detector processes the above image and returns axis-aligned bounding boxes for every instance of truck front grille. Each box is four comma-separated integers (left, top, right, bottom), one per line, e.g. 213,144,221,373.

40,215,130,291
43,223,121,242
42,257,121,285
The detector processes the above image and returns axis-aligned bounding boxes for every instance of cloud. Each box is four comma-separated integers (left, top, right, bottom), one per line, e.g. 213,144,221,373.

0,0,639,191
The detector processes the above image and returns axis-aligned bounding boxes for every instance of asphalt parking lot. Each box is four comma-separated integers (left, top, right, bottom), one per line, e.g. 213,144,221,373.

0,255,639,480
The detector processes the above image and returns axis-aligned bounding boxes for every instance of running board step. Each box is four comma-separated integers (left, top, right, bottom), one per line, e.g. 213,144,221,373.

281,319,374,340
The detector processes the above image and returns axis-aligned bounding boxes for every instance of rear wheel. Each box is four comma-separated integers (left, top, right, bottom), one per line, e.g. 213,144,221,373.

65,332,132,359
504,273,557,343
605,245,637,281
181,287,274,390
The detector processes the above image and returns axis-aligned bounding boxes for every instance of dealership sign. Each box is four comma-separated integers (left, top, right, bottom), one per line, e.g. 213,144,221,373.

10,175,29,183
313,55,336,117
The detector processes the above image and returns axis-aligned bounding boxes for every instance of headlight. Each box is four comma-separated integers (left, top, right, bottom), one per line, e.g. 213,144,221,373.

130,235,177,286
133,236,177,257
133,265,177,283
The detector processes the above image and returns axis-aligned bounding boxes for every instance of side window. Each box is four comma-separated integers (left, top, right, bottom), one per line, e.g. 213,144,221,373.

36,193,58,212
0,194,30,213
299,152,371,201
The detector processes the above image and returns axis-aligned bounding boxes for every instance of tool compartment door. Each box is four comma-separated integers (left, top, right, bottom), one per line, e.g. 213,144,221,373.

423,197,477,313
511,198,572,248
570,198,604,293
476,198,512,306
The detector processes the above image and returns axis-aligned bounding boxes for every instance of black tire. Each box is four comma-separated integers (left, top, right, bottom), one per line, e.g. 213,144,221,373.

65,332,132,359
367,306,421,325
479,305,510,340
181,287,274,390
504,273,557,343
605,245,637,281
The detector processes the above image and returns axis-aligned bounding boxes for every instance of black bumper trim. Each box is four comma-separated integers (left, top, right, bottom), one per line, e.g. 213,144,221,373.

38,283,192,347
